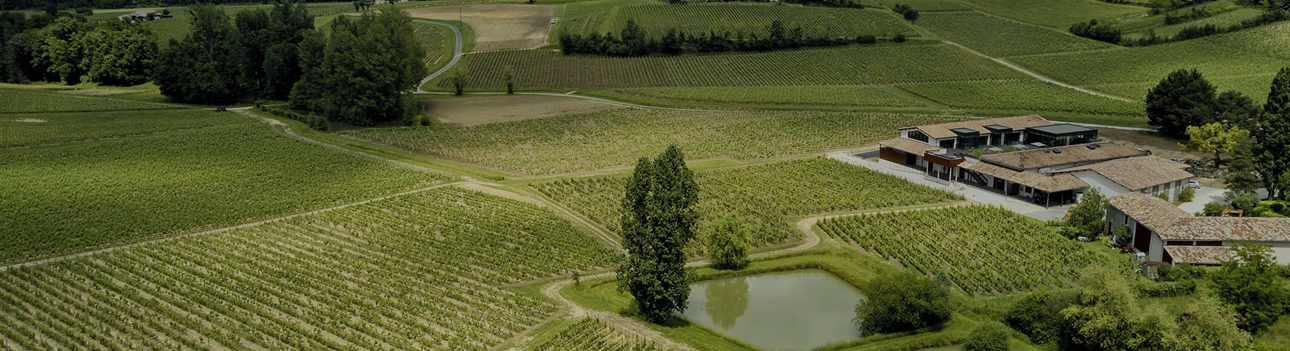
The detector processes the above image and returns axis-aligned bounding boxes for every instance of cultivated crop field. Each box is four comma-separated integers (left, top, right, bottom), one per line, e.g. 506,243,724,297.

0,88,180,114
875,0,971,11
1,109,248,147
0,187,618,350
529,318,660,351
437,43,1024,90
897,81,1146,116
407,5,555,51
412,22,450,71
1,118,446,262
566,4,917,39
918,11,1116,57
959,0,1147,28
819,206,1108,295
344,108,963,175
607,86,926,107
1124,8,1266,39
533,158,961,246
423,95,622,126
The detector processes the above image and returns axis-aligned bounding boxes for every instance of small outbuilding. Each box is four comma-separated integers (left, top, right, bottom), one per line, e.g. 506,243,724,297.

1106,192,1290,265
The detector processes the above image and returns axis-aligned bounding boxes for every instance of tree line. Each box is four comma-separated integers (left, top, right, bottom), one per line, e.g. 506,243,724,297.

558,19,901,57
1,0,342,11
1147,67,1290,199
1,11,156,85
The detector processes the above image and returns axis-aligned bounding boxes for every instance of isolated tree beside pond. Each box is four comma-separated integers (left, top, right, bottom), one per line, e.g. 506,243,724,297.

618,145,700,324
705,215,750,270
854,270,952,334
964,321,1010,351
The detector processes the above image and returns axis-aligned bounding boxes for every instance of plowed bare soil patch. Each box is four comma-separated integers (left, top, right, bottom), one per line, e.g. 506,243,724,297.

408,5,555,51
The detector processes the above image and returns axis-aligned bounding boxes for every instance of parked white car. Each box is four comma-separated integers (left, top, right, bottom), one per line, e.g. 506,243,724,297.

1188,180,1201,189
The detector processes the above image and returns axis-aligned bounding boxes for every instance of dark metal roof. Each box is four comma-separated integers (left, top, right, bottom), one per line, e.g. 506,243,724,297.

950,128,980,136
1025,124,1096,135
983,124,1012,132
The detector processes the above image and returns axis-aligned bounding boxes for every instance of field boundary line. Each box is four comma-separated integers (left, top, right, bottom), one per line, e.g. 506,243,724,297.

942,40,1139,103
414,19,464,93
0,182,464,272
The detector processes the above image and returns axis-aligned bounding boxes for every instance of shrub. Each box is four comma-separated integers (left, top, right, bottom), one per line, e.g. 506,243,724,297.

705,216,750,270
854,271,952,334
965,321,1011,351
257,104,329,131
855,35,877,44
1203,202,1226,216
1005,291,1077,345
1180,187,1195,202
1069,19,1121,44
1158,262,1206,282
1134,280,1197,297
893,34,907,43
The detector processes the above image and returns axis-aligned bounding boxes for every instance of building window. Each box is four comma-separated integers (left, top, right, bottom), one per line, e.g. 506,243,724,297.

938,139,954,148
908,131,929,143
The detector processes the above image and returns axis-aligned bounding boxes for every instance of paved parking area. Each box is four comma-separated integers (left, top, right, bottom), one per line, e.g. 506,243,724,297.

830,151,1069,221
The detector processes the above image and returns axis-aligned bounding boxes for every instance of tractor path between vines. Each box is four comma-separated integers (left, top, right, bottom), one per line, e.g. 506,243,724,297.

942,40,1138,103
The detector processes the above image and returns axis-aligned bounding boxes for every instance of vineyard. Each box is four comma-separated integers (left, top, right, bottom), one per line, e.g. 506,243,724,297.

344,108,962,175
564,3,917,39
1124,8,1266,39
917,11,1116,57
818,206,1108,295
1011,36,1287,101
957,0,1147,28
0,88,181,114
1,110,248,148
1198,22,1290,60
874,0,970,11
0,122,446,262
412,21,449,72
435,43,1025,90
0,187,618,350
532,158,961,246
608,85,926,107
528,318,660,351
897,81,1146,116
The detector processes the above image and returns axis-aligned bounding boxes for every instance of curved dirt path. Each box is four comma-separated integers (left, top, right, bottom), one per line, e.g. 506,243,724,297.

414,20,464,93
942,41,1137,103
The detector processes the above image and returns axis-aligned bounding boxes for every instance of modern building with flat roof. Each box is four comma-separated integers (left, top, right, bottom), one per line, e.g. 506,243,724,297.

877,116,1194,207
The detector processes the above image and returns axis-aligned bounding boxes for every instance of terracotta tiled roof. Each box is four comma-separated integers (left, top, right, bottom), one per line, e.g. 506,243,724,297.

910,115,1051,139
960,161,1088,192
1164,246,1233,265
878,137,938,155
1108,192,1191,233
1110,192,1290,242
1058,156,1193,191
981,142,1147,170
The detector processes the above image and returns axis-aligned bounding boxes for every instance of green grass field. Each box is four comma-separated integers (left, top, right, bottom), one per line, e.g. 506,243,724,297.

0,112,447,262
0,187,618,350
435,43,1024,90
1,109,245,147
896,81,1146,116
605,85,927,107
0,88,180,114
918,11,1117,57
343,108,963,175
819,206,1113,295
563,3,917,38
532,158,961,246
958,0,1148,28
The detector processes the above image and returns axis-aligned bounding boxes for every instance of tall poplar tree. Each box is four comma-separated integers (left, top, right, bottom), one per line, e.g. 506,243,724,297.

1258,68,1290,199
617,145,699,323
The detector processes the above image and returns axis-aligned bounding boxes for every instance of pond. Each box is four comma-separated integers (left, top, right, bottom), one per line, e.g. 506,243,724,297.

681,269,864,351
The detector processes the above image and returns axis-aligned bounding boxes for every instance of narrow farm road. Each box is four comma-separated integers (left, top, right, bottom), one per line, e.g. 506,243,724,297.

943,40,1138,103
414,19,464,93
418,91,722,112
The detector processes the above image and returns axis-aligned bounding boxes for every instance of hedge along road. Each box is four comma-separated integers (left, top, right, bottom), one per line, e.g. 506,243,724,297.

415,19,464,93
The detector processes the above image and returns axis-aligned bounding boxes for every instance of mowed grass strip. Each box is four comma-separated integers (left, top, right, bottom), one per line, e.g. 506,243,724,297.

918,11,1117,57
1,109,246,148
343,108,965,175
0,88,181,114
896,81,1145,116
533,157,961,246
439,43,1025,90
0,119,447,262
608,86,927,107
576,4,917,38
0,187,618,350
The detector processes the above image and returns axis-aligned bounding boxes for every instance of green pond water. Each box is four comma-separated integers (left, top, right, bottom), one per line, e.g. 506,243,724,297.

681,269,864,351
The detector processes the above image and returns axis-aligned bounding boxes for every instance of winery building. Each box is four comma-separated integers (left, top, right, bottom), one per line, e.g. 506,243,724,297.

1107,192,1290,265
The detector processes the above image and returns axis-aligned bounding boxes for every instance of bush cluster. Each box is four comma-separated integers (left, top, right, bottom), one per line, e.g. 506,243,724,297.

1069,19,1121,44
257,103,329,131
1133,279,1197,297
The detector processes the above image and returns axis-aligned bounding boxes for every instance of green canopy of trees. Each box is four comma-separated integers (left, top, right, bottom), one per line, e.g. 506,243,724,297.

705,215,750,270
1180,123,1249,167
1211,243,1290,333
1258,68,1290,199
617,146,700,323
1147,69,1218,137
152,4,245,104
853,270,952,334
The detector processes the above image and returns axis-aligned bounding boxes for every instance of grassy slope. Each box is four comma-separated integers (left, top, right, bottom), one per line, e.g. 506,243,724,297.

917,11,1116,57
0,110,446,263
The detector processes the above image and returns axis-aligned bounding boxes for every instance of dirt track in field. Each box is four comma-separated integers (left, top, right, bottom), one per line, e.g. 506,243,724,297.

422,95,622,126
407,5,556,52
